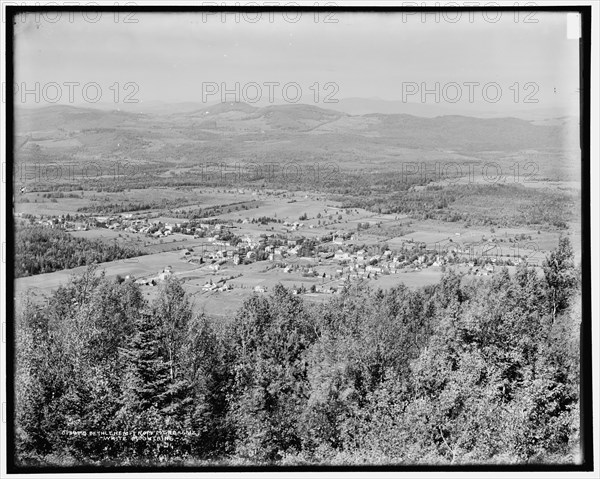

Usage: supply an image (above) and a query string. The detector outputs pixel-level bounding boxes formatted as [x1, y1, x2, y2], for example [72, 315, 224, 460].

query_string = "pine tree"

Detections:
[120, 312, 171, 414]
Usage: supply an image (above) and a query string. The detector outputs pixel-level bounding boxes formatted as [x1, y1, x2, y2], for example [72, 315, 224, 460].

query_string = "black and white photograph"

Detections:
[1, 1, 597, 475]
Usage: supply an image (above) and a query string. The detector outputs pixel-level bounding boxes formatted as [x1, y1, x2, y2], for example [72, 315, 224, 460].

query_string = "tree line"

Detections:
[15, 226, 145, 278]
[15, 238, 580, 466]
[335, 184, 576, 229]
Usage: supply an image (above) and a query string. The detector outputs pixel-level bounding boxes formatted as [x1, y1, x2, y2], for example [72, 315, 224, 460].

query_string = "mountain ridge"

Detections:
[14, 103, 578, 158]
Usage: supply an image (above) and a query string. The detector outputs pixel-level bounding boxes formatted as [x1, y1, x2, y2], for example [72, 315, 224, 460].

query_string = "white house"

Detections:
[334, 250, 350, 261]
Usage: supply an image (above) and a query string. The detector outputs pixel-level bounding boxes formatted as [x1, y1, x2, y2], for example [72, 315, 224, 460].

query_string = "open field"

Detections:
[15, 242, 447, 318]
[15, 250, 200, 293]
[13, 103, 581, 321]
[14, 180, 580, 319]
[14, 187, 262, 216]
[69, 228, 195, 252]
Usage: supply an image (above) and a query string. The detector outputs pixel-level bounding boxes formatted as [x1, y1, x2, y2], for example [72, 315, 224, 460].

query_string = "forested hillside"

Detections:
[15, 238, 581, 466]
[15, 227, 145, 278]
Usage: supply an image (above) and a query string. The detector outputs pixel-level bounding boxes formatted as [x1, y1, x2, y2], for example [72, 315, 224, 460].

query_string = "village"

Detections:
[15, 188, 551, 319]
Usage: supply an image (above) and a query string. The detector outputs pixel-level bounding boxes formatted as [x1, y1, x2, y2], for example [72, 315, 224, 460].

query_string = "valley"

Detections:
[13, 103, 581, 319]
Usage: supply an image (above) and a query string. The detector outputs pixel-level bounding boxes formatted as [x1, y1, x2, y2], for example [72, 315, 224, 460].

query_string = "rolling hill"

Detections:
[13, 103, 578, 176]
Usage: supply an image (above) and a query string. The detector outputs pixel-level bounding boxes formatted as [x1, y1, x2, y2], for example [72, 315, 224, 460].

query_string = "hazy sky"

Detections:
[13, 10, 580, 115]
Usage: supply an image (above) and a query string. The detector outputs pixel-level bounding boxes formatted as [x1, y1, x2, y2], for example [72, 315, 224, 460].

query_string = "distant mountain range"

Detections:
[327, 97, 578, 121]
[32, 95, 578, 122]
[14, 103, 578, 170]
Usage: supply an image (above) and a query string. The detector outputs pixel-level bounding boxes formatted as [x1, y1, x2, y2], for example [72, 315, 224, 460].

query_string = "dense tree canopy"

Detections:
[15, 227, 145, 278]
[14, 239, 581, 466]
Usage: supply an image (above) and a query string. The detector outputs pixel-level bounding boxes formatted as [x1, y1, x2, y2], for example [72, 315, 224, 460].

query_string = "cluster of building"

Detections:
[134, 266, 174, 286]
[16, 212, 91, 231]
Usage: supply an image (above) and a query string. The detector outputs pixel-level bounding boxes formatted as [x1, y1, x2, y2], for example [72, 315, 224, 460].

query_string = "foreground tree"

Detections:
[543, 236, 578, 321]
[14, 237, 581, 466]
[228, 284, 317, 461]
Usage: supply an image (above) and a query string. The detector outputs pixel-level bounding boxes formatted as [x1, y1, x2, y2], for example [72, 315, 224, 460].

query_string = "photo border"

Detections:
[3, 3, 594, 474]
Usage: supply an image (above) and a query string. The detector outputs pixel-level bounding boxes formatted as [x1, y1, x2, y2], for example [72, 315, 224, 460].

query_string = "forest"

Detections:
[15, 227, 145, 278]
[335, 184, 577, 229]
[14, 238, 580, 466]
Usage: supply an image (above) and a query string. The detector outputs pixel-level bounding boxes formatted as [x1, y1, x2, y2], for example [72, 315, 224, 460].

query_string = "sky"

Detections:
[12, 10, 581, 117]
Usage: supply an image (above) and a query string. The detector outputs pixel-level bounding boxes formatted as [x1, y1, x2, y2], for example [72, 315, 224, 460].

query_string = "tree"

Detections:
[153, 278, 192, 383]
[543, 236, 577, 322]
[229, 284, 317, 460]
[13, 238, 581, 465]
[117, 311, 175, 458]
